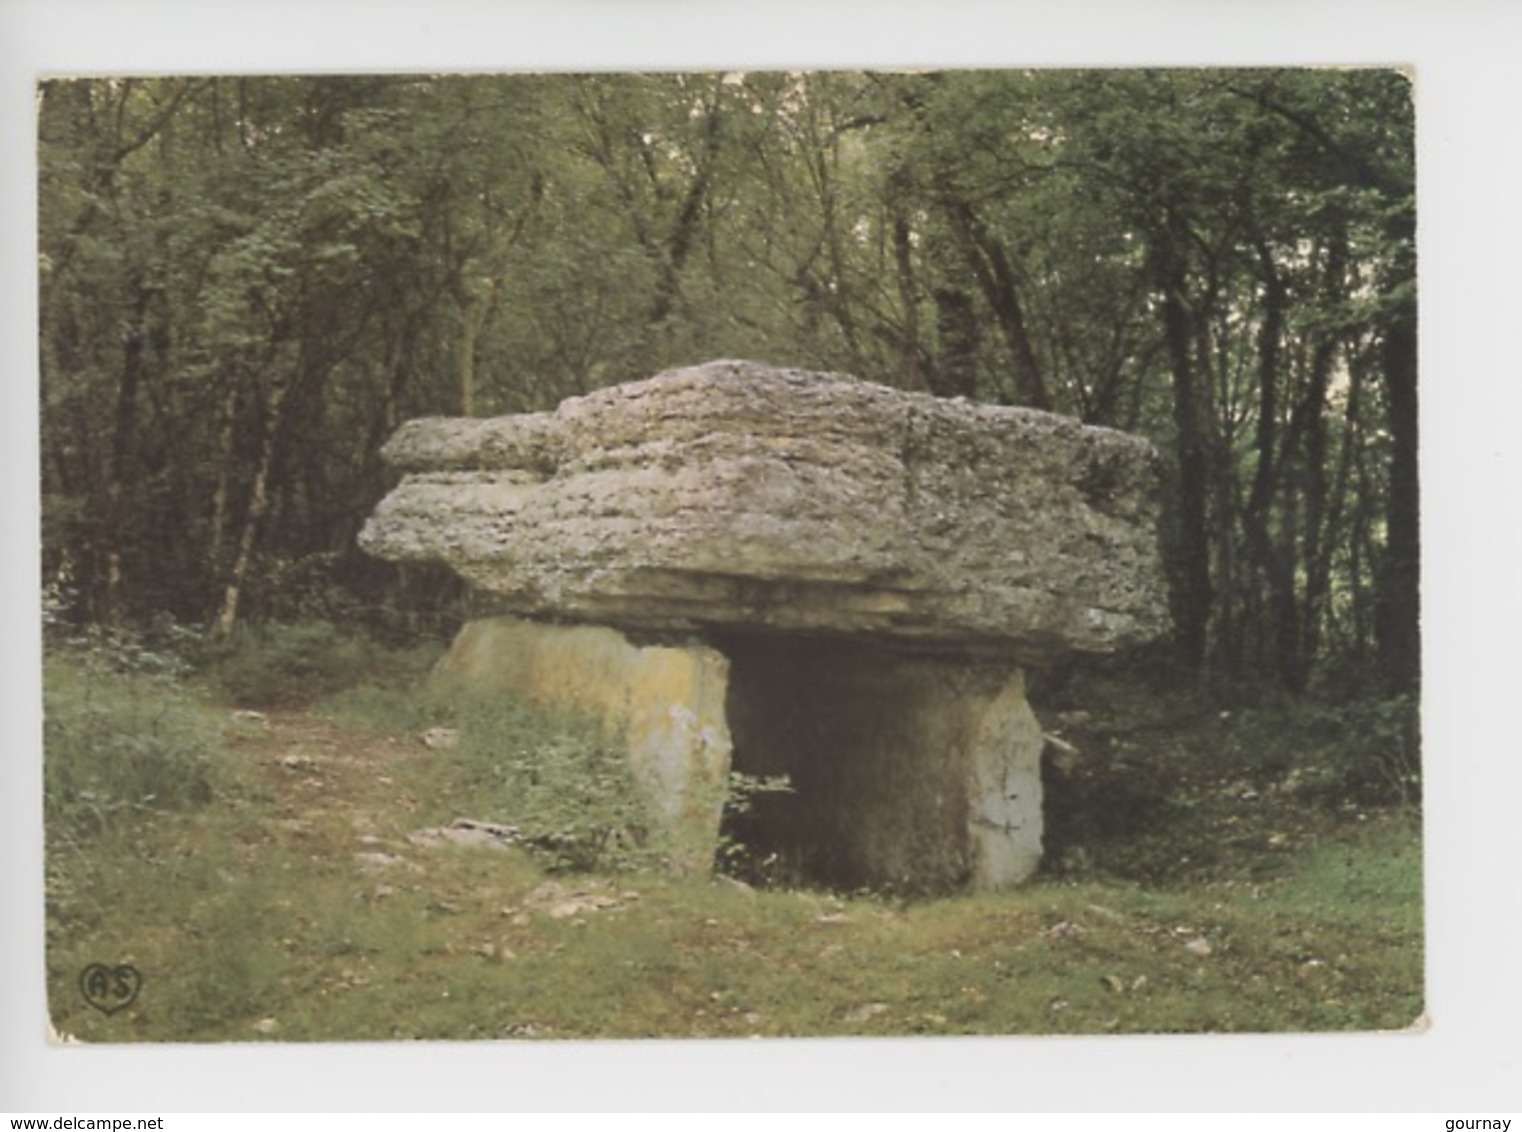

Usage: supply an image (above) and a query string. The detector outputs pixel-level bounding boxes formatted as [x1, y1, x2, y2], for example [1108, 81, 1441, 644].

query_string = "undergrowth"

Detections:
[323, 683, 667, 874]
[43, 650, 222, 842]
[196, 620, 442, 709]
[42, 619, 1424, 1041]
[1038, 668, 1421, 888]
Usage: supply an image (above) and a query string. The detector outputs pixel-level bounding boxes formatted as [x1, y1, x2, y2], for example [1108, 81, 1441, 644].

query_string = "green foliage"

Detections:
[198, 620, 441, 708]
[161, 857, 290, 1033]
[328, 685, 802, 879]
[716, 770, 796, 883]
[47, 740, 1423, 1040]
[452, 701, 662, 874]
[1040, 668, 1420, 887]
[42, 641, 1421, 1042]
[1218, 694, 1421, 810]
[43, 649, 221, 841]
[324, 685, 668, 874]
[722, 771, 796, 818]
[37, 70, 1418, 691]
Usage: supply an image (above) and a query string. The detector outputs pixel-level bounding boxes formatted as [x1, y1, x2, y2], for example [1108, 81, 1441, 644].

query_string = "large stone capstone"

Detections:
[360, 359, 1167, 664]
[360, 360, 1169, 892]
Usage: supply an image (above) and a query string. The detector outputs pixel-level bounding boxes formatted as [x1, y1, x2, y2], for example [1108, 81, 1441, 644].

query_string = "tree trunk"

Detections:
[1241, 240, 1303, 689]
[102, 288, 149, 626]
[809, 141, 864, 372]
[892, 211, 923, 390]
[206, 368, 242, 596]
[459, 295, 484, 417]
[930, 286, 979, 399]
[1377, 291, 1420, 693]
[649, 96, 724, 333]
[1294, 230, 1349, 681]
[1156, 220, 1213, 671]
[211, 381, 286, 639]
[944, 201, 1051, 409]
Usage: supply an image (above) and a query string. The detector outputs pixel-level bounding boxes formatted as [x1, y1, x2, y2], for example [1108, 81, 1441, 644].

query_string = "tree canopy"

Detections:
[37, 68, 1417, 696]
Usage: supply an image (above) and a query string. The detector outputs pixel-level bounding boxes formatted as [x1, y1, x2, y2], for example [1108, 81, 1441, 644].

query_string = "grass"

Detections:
[322, 681, 670, 874]
[43, 651, 222, 841]
[42, 631, 1424, 1042]
[48, 815, 1421, 1041]
[195, 620, 443, 710]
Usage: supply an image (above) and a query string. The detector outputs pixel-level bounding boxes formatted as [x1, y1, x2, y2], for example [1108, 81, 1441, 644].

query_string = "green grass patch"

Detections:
[47, 798, 1423, 1040]
[196, 620, 443, 709]
[44, 638, 1423, 1042]
[1040, 672, 1421, 889]
[322, 682, 667, 875]
[44, 650, 223, 842]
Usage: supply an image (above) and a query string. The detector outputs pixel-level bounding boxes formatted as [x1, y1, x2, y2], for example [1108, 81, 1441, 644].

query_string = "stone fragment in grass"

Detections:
[521, 879, 636, 919]
[408, 818, 522, 850]
[420, 727, 460, 750]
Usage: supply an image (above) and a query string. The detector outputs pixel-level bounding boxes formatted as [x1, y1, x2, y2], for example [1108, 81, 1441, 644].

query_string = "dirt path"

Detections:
[222, 710, 436, 854]
[217, 711, 624, 916]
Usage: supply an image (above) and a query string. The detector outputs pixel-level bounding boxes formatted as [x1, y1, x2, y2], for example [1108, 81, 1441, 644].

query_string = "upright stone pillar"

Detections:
[965, 668, 1046, 889]
[432, 616, 733, 874]
[718, 636, 1046, 892]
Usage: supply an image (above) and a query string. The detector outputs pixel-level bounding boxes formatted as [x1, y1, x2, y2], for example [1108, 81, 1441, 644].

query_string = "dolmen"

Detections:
[359, 359, 1169, 893]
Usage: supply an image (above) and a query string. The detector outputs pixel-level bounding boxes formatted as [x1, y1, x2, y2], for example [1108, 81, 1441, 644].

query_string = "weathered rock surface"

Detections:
[431, 616, 732, 875]
[720, 635, 1045, 893]
[360, 360, 1171, 892]
[360, 359, 1168, 665]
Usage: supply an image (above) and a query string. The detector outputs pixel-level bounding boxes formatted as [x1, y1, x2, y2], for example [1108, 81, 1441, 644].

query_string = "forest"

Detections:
[37, 68, 1417, 697]
[36, 67, 1426, 1046]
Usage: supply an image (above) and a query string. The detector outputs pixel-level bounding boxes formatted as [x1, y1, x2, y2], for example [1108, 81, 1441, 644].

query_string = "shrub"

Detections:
[44, 651, 222, 841]
[1219, 693, 1421, 809]
[199, 620, 442, 708]
[324, 684, 668, 874]
[716, 771, 797, 886]
[445, 696, 667, 874]
[1313, 694, 1421, 809]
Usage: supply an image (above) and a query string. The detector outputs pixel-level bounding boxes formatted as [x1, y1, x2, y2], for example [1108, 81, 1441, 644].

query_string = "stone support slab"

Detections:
[719, 635, 1044, 892]
[431, 616, 733, 874]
